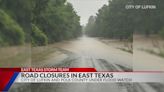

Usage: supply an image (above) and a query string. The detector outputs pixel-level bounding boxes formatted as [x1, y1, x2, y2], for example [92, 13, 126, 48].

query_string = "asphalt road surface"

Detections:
[10, 36, 164, 92]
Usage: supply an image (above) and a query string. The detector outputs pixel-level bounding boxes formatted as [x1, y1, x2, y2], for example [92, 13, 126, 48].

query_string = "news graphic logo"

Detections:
[125, 4, 156, 9]
[0, 68, 20, 91]
[0, 68, 97, 91]
[0, 68, 164, 91]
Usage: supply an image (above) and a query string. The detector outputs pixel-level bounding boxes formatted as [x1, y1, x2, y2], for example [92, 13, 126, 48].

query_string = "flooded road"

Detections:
[35, 36, 132, 70]
[10, 36, 164, 92]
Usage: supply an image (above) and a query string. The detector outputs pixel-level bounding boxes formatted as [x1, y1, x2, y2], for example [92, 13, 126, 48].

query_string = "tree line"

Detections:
[85, 0, 164, 40]
[0, 0, 82, 46]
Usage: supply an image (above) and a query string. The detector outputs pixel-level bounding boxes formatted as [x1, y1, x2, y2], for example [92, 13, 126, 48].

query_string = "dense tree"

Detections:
[0, 9, 25, 46]
[0, 0, 82, 46]
[85, 16, 96, 36]
[35, 1, 81, 43]
[133, 0, 164, 36]
[85, 0, 164, 40]
[31, 24, 48, 46]
[0, 0, 33, 42]
[159, 27, 164, 39]
[85, 0, 133, 41]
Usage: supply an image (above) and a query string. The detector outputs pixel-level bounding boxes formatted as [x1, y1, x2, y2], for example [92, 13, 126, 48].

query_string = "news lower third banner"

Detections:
[0, 68, 164, 91]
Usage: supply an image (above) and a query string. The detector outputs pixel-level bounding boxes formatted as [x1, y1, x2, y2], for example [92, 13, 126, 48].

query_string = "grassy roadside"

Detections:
[117, 47, 133, 54]
[31, 45, 57, 64]
[0, 44, 31, 67]
[134, 35, 164, 58]
[0, 44, 59, 67]
[98, 38, 133, 54]
[139, 48, 164, 58]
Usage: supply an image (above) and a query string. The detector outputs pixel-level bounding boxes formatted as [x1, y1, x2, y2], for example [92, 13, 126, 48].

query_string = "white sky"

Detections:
[67, 0, 109, 26]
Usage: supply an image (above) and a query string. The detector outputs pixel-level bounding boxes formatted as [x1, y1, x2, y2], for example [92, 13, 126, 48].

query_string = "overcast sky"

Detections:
[67, 0, 108, 26]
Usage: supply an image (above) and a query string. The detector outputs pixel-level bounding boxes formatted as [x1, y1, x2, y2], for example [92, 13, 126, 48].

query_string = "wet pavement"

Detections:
[10, 36, 164, 92]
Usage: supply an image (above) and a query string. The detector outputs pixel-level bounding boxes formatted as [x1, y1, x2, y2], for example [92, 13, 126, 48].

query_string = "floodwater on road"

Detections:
[32, 36, 132, 71]
[10, 36, 164, 92]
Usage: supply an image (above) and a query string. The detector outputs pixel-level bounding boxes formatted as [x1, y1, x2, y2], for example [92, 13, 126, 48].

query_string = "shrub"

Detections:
[159, 27, 164, 39]
[0, 9, 25, 45]
[31, 24, 48, 46]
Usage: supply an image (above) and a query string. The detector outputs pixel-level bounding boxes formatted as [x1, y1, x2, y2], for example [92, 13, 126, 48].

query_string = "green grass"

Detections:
[117, 47, 133, 54]
[139, 48, 164, 58]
